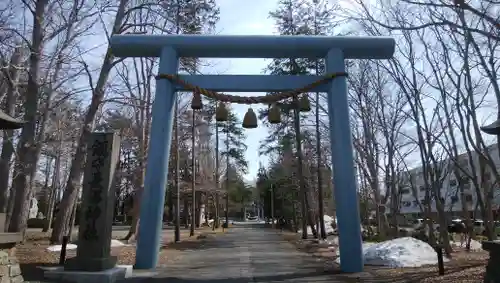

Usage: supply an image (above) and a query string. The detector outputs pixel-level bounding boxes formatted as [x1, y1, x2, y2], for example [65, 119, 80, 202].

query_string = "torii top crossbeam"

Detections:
[110, 34, 395, 59]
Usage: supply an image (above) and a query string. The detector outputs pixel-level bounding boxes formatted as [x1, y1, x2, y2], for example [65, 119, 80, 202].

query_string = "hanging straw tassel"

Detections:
[242, 107, 258, 129]
[191, 90, 203, 110]
[268, 104, 281, 124]
[215, 102, 228, 122]
[299, 94, 311, 112]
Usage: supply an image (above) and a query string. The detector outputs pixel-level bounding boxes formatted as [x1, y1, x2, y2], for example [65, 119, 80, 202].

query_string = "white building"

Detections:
[394, 143, 500, 219]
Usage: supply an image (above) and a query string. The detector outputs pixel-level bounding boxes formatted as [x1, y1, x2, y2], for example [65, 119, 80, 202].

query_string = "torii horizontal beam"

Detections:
[110, 34, 395, 59]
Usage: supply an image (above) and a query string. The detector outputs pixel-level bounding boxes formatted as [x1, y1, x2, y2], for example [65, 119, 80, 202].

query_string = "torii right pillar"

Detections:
[325, 47, 391, 273]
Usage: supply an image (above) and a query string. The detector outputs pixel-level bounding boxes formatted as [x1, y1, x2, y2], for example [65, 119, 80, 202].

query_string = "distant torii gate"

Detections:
[110, 34, 395, 273]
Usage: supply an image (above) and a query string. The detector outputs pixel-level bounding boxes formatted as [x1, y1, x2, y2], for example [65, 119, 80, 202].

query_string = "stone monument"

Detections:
[43, 132, 132, 283]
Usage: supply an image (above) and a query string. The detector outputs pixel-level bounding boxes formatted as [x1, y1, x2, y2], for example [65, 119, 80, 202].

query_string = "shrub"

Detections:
[475, 235, 488, 242]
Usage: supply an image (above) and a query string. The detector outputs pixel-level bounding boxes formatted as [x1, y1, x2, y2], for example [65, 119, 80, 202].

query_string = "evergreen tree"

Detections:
[261, 0, 316, 237]
[162, 0, 220, 72]
[259, 0, 339, 238]
[220, 109, 248, 174]
[305, 0, 340, 239]
[220, 107, 247, 223]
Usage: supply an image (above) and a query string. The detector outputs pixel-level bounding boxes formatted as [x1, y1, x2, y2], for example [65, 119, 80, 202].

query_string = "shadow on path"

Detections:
[119, 227, 344, 282]
[122, 269, 337, 283]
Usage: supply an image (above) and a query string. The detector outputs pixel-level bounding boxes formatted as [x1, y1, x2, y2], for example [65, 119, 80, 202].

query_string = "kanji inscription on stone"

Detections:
[64, 132, 121, 272]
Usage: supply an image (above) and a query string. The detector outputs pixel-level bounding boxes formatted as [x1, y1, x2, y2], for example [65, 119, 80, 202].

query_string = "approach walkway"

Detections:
[121, 223, 342, 282]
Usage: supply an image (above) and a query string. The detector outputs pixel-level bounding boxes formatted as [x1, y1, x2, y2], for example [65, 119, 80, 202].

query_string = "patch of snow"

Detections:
[46, 244, 77, 252]
[111, 239, 126, 247]
[298, 215, 335, 236]
[298, 215, 365, 236]
[46, 240, 128, 252]
[451, 239, 482, 251]
[335, 237, 448, 268]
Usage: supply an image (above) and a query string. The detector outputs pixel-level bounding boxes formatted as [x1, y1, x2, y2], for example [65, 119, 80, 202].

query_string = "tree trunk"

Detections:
[0, 47, 22, 213]
[167, 189, 173, 223]
[214, 122, 220, 229]
[213, 193, 220, 229]
[123, 188, 142, 243]
[8, 0, 48, 233]
[204, 192, 209, 226]
[49, 0, 129, 244]
[292, 97, 317, 239]
[43, 147, 62, 232]
[195, 191, 202, 227]
[184, 196, 189, 228]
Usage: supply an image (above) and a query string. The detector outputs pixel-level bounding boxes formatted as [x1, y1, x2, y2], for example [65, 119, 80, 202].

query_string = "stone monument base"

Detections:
[64, 255, 117, 271]
[41, 264, 133, 283]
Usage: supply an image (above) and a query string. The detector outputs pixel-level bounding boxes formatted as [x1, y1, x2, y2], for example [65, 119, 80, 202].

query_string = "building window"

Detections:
[419, 186, 426, 192]
[401, 188, 410, 194]
[449, 179, 457, 186]
[451, 196, 458, 203]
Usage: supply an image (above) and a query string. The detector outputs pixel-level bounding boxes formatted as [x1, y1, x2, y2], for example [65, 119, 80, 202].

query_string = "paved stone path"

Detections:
[121, 224, 342, 282]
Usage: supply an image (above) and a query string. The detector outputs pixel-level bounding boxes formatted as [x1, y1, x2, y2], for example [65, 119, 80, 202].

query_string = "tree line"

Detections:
[0, 0, 255, 244]
[256, 0, 499, 257]
[0, 0, 498, 257]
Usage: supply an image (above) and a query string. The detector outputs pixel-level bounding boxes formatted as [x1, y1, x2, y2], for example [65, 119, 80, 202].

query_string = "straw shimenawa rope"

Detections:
[155, 72, 348, 104]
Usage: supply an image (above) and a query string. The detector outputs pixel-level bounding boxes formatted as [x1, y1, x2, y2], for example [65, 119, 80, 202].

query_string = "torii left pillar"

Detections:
[133, 47, 178, 269]
[110, 34, 395, 272]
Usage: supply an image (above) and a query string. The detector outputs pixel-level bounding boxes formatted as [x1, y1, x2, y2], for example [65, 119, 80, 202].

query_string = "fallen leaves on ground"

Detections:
[17, 227, 224, 282]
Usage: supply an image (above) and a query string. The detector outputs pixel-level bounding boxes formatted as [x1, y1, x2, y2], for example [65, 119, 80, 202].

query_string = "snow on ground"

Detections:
[335, 237, 449, 268]
[232, 218, 266, 225]
[298, 215, 336, 235]
[46, 243, 77, 252]
[451, 239, 482, 251]
[46, 239, 128, 252]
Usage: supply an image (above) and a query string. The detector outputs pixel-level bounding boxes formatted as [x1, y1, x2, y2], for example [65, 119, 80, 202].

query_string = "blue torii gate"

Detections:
[110, 34, 395, 273]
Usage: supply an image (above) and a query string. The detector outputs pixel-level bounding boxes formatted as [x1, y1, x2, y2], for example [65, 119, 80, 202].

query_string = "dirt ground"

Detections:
[18, 226, 224, 282]
[282, 232, 487, 283]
